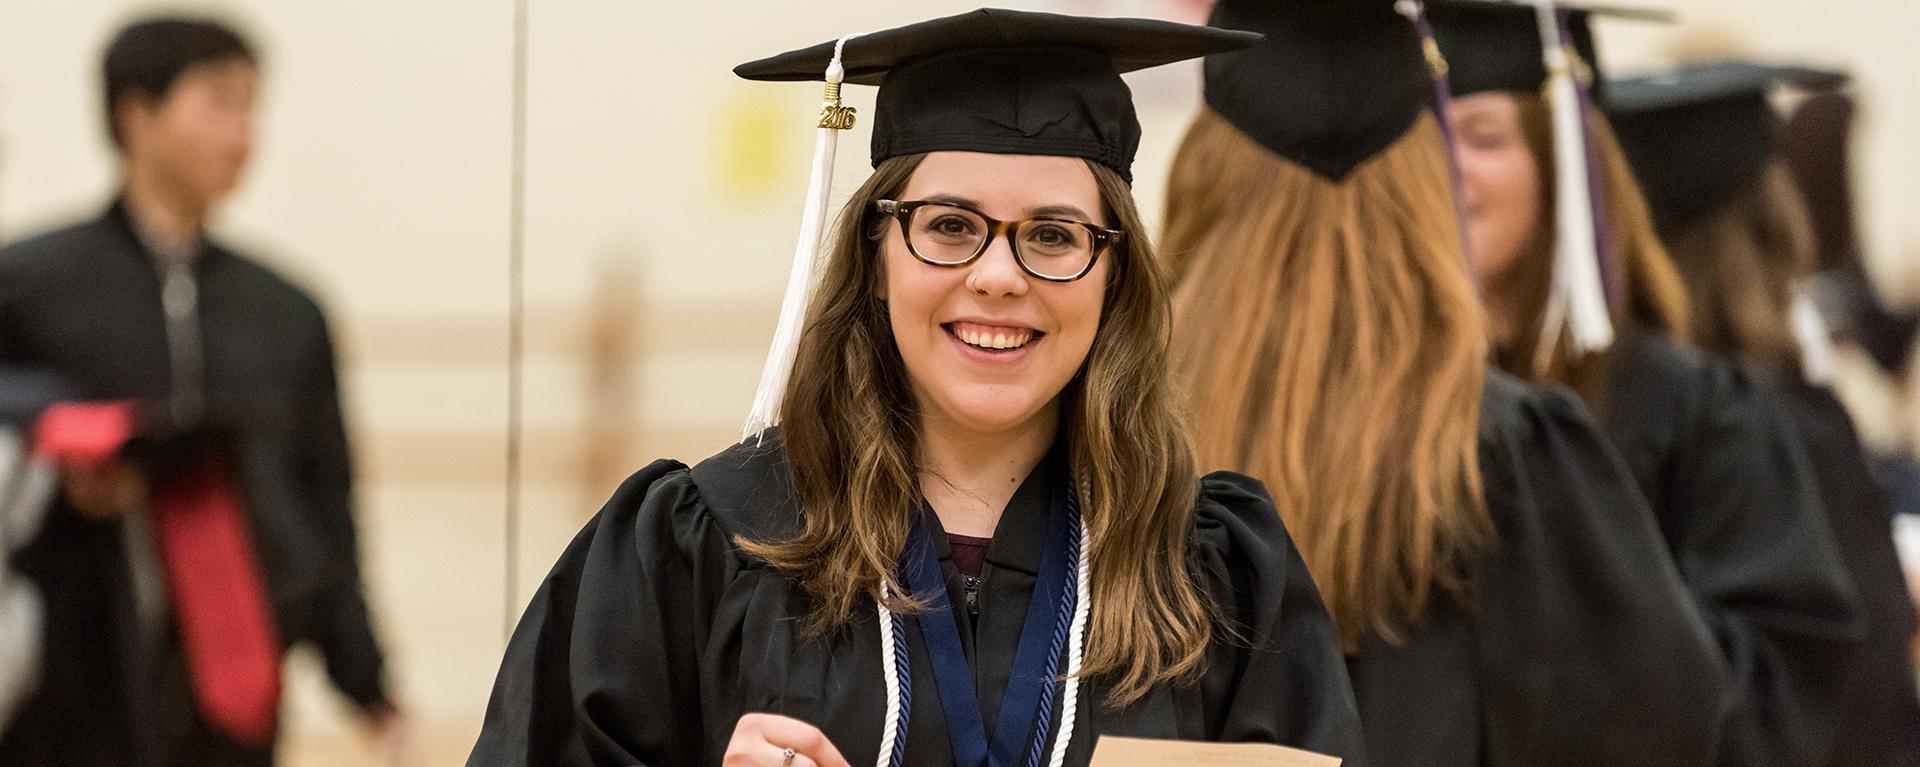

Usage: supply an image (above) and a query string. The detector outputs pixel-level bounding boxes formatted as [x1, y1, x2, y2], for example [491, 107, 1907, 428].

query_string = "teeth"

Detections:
[955, 326, 1031, 350]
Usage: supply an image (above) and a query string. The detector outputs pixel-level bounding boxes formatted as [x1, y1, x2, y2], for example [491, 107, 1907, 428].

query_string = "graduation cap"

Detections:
[1427, 0, 1669, 368]
[1607, 61, 1848, 233]
[1201, 0, 1437, 181]
[1430, 1, 1582, 98]
[735, 9, 1261, 182]
[731, 9, 1260, 440]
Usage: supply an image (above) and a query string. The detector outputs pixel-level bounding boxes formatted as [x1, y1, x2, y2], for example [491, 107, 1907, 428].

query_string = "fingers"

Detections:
[723, 713, 853, 767]
[60, 461, 140, 519]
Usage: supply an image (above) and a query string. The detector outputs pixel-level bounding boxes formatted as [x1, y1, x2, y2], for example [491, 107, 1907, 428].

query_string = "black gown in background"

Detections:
[1769, 372, 1920, 767]
[468, 435, 1368, 767]
[1601, 329, 1862, 767]
[1346, 369, 1727, 767]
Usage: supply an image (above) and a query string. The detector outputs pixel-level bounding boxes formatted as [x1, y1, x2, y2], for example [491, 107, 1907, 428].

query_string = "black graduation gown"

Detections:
[468, 435, 1369, 767]
[1346, 369, 1728, 767]
[1601, 329, 1862, 767]
[0, 203, 389, 764]
[1769, 372, 1920, 767]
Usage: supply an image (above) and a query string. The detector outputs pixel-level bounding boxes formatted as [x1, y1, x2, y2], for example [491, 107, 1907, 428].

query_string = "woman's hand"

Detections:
[723, 713, 851, 767]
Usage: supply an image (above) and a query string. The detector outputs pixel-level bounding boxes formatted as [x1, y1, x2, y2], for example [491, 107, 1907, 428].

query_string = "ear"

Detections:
[112, 92, 159, 151]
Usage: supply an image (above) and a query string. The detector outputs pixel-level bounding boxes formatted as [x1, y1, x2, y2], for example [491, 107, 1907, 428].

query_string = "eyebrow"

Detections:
[920, 194, 1096, 222]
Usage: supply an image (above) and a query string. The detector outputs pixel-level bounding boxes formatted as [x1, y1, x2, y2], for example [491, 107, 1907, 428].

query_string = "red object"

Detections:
[149, 456, 283, 746]
[32, 400, 136, 466]
[948, 533, 991, 579]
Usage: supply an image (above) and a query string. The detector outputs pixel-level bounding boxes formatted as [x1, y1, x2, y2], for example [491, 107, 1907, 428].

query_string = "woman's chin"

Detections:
[925, 392, 1058, 438]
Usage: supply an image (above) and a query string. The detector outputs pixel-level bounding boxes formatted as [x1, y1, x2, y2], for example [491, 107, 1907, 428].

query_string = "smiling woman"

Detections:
[881, 154, 1110, 481]
[466, 8, 1366, 767]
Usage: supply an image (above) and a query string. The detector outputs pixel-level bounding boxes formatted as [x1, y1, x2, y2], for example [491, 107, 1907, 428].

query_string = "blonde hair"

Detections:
[1663, 161, 1816, 371]
[1493, 94, 1691, 408]
[1163, 108, 1491, 652]
[743, 153, 1211, 705]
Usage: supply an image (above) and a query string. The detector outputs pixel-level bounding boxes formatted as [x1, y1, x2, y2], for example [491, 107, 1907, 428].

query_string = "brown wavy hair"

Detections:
[1162, 108, 1492, 652]
[1490, 95, 1691, 409]
[1662, 161, 1816, 372]
[741, 153, 1210, 705]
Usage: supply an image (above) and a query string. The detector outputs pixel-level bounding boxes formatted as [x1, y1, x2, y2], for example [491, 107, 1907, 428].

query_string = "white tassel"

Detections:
[742, 33, 865, 443]
[1530, 0, 1613, 369]
[1792, 286, 1835, 385]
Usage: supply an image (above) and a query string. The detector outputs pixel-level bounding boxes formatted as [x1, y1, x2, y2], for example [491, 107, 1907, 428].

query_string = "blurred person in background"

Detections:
[1771, 80, 1920, 638]
[1608, 61, 1920, 766]
[1428, 3, 1863, 766]
[1164, 2, 1726, 766]
[0, 15, 407, 767]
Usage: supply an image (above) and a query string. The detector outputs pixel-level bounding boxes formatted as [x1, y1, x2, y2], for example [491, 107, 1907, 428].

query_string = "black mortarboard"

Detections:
[1607, 61, 1847, 232]
[1427, 0, 1669, 102]
[734, 8, 1261, 183]
[1429, 0, 1596, 97]
[1202, 0, 1433, 180]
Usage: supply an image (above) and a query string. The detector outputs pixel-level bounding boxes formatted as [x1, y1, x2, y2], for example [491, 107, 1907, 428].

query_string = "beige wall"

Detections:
[0, 0, 1914, 764]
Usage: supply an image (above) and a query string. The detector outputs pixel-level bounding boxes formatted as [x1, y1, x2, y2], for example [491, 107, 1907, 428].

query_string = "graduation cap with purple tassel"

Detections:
[1426, 0, 1673, 371]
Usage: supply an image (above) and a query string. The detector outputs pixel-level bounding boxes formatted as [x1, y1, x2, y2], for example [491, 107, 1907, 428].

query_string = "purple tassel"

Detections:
[1403, 1, 1480, 295]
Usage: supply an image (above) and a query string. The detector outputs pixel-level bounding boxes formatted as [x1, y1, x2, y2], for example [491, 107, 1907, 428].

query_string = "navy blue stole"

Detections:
[899, 482, 1078, 767]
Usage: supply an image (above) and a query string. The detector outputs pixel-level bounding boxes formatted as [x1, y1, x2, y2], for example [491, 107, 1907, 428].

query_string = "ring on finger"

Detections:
[780, 747, 797, 767]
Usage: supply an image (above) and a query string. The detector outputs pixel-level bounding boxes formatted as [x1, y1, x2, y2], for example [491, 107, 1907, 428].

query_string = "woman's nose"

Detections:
[967, 235, 1030, 298]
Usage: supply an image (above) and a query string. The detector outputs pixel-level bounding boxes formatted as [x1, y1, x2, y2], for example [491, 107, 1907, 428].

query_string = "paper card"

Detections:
[1088, 736, 1343, 767]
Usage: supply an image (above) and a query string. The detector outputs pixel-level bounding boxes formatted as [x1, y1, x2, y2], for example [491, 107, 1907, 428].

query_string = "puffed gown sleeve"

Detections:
[1471, 372, 1729, 767]
[467, 458, 721, 767]
[1772, 374, 1920, 767]
[1180, 472, 1370, 767]
[1605, 331, 1863, 767]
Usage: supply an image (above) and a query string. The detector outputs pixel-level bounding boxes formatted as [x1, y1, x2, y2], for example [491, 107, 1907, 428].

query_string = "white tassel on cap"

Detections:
[1792, 285, 1835, 385]
[743, 33, 865, 443]
[1529, 0, 1613, 375]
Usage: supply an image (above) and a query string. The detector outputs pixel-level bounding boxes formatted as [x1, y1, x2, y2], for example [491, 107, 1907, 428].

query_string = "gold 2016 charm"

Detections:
[818, 81, 857, 130]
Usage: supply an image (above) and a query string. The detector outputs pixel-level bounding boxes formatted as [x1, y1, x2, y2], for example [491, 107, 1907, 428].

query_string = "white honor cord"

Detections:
[876, 586, 902, 767]
[872, 520, 1091, 766]
[742, 32, 866, 443]
[1047, 518, 1093, 767]
[1531, 0, 1613, 361]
